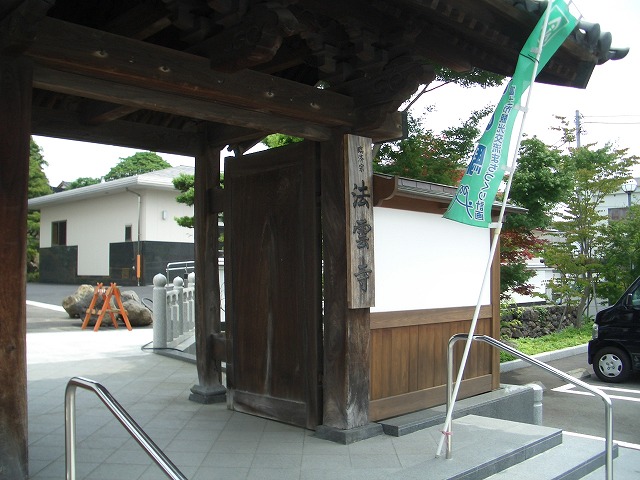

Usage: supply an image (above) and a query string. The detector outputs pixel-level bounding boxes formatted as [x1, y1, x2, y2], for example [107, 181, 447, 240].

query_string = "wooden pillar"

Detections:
[0, 55, 32, 479]
[318, 132, 380, 442]
[189, 126, 226, 403]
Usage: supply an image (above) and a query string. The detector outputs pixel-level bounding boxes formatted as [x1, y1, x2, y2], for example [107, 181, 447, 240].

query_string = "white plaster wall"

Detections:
[141, 189, 195, 242]
[508, 262, 555, 304]
[372, 207, 491, 312]
[39, 210, 53, 248]
[40, 194, 139, 275]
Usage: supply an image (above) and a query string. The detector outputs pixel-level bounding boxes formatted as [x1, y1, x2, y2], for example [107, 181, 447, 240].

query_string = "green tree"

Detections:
[374, 108, 491, 186]
[173, 173, 196, 229]
[501, 138, 572, 298]
[433, 66, 504, 89]
[27, 138, 53, 279]
[68, 177, 102, 189]
[597, 204, 640, 304]
[262, 134, 303, 149]
[172, 172, 224, 229]
[104, 151, 170, 181]
[543, 144, 637, 326]
[29, 138, 52, 198]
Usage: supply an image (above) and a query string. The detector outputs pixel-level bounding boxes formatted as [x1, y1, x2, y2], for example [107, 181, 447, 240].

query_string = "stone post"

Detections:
[152, 274, 167, 349]
[174, 276, 184, 336]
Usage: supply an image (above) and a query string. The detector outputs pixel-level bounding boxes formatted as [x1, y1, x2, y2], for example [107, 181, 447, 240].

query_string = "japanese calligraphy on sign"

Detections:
[346, 134, 375, 308]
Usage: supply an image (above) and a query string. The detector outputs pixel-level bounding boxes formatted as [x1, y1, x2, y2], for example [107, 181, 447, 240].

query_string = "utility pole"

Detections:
[575, 109, 581, 147]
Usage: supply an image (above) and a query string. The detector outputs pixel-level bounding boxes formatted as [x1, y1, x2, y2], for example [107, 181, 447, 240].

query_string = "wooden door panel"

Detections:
[225, 141, 321, 429]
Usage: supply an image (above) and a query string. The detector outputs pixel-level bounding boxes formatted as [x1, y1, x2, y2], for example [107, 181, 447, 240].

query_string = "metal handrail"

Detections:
[166, 260, 195, 281]
[65, 377, 188, 480]
[446, 334, 613, 480]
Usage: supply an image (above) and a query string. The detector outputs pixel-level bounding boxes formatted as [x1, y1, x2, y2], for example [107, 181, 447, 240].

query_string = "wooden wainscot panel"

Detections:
[369, 376, 493, 421]
[369, 318, 493, 399]
[369, 306, 495, 421]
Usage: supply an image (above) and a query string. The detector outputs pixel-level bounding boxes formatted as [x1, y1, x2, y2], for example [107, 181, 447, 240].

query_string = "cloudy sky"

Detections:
[34, 0, 640, 185]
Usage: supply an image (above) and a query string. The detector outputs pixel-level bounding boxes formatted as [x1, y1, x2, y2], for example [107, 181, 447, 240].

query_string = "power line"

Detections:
[581, 114, 640, 118]
[582, 120, 640, 125]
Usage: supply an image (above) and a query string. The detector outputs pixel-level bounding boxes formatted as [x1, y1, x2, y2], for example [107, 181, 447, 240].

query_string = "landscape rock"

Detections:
[500, 304, 578, 339]
[61, 285, 153, 327]
[120, 290, 153, 327]
[62, 284, 101, 318]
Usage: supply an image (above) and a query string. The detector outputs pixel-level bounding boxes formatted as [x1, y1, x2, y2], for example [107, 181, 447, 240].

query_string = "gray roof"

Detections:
[28, 166, 194, 208]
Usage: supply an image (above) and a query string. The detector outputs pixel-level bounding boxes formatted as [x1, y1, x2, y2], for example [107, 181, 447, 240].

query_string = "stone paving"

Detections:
[24, 285, 640, 479]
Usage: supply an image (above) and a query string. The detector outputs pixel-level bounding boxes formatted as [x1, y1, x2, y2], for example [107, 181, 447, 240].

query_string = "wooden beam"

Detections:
[32, 66, 334, 142]
[79, 100, 139, 125]
[208, 124, 267, 148]
[196, 4, 299, 72]
[103, 3, 172, 40]
[31, 105, 201, 156]
[32, 103, 267, 153]
[0, 54, 31, 480]
[24, 17, 357, 127]
[356, 111, 404, 144]
[335, 57, 435, 109]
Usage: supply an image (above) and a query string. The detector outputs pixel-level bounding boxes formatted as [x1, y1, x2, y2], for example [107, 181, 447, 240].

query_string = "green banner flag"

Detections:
[443, 0, 578, 227]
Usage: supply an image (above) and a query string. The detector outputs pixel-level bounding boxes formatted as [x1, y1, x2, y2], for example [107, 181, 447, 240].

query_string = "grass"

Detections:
[500, 321, 594, 362]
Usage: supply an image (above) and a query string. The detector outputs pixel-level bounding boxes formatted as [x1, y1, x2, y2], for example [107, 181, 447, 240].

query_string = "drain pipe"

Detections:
[126, 188, 142, 286]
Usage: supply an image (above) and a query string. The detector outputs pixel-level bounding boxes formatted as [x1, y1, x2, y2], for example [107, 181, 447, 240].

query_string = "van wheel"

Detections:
[594, 347, 631, 383]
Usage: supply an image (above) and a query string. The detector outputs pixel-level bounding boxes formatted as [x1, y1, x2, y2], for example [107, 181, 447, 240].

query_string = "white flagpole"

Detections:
[435, 1, 560, 458]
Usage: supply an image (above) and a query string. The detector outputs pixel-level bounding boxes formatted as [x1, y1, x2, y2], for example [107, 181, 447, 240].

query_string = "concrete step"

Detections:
[484, 433, 618, 480]
[375, 387, 617, 479]
[582, 443, 640, 479]
[385, 414, 564, 480]
[378, 384, 538, 437]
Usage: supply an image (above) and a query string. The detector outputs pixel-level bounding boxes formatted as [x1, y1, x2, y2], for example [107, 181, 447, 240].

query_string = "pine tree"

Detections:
[27, 138, 52, 279]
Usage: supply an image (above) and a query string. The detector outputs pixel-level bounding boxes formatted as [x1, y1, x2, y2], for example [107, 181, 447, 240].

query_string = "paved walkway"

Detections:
[24, 284, 640, 479]
[27, 302, 463, 480]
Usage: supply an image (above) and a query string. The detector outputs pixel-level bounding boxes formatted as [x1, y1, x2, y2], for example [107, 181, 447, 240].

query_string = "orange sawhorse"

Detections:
[81, 282, 133, 332]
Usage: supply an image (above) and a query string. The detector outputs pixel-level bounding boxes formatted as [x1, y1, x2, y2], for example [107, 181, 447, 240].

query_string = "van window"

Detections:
[631, 286, 640, 307]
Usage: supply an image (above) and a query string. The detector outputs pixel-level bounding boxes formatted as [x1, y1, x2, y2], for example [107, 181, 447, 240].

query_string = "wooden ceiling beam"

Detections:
[31, 105, 201, 156]
[24, 17, 357, 128]
[103, 3, 172, 40]
[32, 66, 334, 142]
[79, 100, 139, 125]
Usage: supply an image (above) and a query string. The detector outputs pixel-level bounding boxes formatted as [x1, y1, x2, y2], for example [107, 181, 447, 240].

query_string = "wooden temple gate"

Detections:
[0, 1, 624, 476]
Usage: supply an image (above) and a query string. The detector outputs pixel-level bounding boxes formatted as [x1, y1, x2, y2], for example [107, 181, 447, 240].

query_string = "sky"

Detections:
[406, 0, 640, 168]
[34, 0, 640, 186]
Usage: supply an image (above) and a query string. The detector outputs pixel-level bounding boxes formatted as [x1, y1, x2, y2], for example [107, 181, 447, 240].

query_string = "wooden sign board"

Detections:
[345, 134, 375, 309]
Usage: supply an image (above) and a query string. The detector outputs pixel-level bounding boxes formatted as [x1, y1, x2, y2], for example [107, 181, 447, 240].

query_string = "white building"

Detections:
[598, 177, 639, 220]
[28, 166, 195, 285]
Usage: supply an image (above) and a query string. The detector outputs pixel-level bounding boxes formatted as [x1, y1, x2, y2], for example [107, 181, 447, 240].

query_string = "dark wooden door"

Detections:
[225, 141, 322, 429]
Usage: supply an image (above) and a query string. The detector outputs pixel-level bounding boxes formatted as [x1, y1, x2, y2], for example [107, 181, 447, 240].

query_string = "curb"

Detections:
[499, 344, 588, 373]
